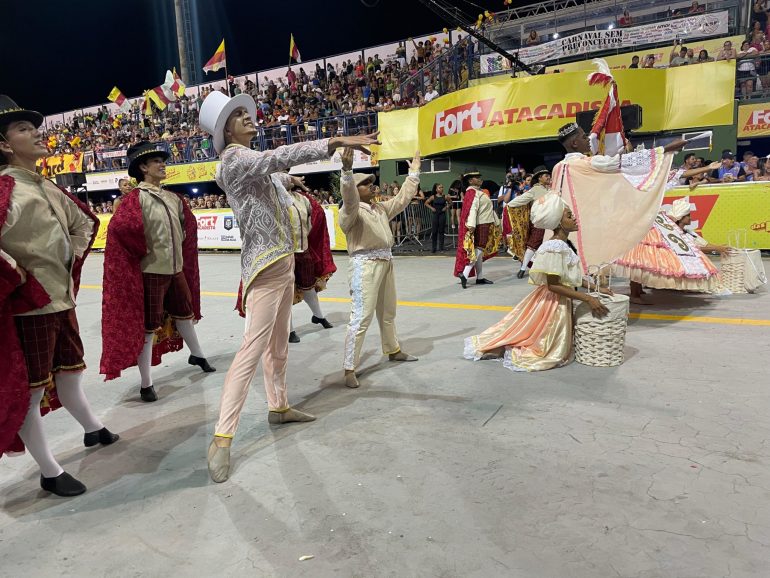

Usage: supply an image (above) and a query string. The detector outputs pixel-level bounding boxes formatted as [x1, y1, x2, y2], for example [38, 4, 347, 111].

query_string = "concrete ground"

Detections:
[1, 252, 769, 578]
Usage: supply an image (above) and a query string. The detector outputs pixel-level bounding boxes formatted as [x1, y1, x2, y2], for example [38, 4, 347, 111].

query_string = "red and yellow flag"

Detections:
[289, 34, 301, 64]
[203, 40, 226, 74]
[107, 86, 131, 113]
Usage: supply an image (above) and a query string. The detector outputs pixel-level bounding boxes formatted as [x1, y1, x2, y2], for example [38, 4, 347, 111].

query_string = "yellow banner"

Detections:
[380, 62, 734, 159]
[37, 153, 84, 176]
[92, 214, 111, 250]
[163, 161, 219, 185]
[664, 183, 770, 249]
[737, 102, 770, 137]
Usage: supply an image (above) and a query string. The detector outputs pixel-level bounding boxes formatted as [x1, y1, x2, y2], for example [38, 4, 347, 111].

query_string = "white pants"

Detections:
[343, 258, 400, 371]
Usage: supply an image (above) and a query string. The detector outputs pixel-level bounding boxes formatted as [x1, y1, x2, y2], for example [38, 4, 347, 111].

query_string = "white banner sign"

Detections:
[193, 210, 242, 250]
[192, 208, 343, 250]
[480, 10, 729, 74]
[86, 171, 126, 192]
[289, 149, 375, 175]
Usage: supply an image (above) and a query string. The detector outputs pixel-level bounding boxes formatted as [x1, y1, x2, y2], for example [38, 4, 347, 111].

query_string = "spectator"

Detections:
[697, 49, 714, 63]
[619, 9, 633, 27]
[642, 54, 656, 68]
[716, 40, 738, 60]
[424, 83, 440, 102]
[629, 55, 640, 69]
[710, 151, 746, 183]
[687, 1, 704, 14]
[744, 153, 760, 181]
[669, 42, 692, 66]
[750, 21, 766, 47]
[755, 0, 768, 31]
[525, 30, 540, 46]
[736, 40, 760, 98]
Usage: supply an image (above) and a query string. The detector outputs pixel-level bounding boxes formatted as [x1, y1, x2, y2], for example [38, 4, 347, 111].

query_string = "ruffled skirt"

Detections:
[612, 222, 720, 292]
[464, 285, 573, 372]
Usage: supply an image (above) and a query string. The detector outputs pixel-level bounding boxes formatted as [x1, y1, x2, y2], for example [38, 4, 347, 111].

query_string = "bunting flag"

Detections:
[142, 91, 154, 116]
[147, 86, 170, 110]
[160, 70, 185, 101]
[289, 34, 301, 64]
[203, 40, 226, 73]
[107, 86, 131, 113]
[587, 59, 626, 157]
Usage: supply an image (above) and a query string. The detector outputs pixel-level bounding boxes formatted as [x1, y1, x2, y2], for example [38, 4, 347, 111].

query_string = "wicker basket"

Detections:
[573, 294, 630, 367]
[720, 250, 748, 294]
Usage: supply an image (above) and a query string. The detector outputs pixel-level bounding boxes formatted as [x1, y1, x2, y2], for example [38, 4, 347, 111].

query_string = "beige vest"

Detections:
[137, 182, 185, 275]
[289, 192, 312, 253]
[1, 166, 93, 315]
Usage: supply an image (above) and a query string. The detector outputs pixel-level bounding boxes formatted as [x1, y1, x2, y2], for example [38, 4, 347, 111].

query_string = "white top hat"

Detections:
[198, 91, 258, 154]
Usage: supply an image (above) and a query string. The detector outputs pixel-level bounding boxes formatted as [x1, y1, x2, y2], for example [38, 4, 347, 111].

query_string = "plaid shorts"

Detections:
[293, 251, 316, 291]
[474, 223, 491, 248]
[526, 226, 545, 251]
[143, 272, 194, 332]
[14, 309, 86, 388]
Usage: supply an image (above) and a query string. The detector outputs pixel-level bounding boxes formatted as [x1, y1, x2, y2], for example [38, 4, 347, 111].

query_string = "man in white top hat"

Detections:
[199, 90, 380, 483]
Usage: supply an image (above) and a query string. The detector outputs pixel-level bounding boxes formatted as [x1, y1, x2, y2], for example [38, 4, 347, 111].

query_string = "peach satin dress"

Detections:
[464, 239, 583, 372]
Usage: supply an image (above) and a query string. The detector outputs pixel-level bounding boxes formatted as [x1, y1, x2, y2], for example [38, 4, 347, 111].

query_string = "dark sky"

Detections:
[2, 0, 506, 115]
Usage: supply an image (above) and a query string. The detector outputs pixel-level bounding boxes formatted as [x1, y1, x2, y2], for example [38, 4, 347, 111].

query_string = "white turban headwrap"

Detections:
[531, 192, 568, 230]
[667, 197, 692, 222]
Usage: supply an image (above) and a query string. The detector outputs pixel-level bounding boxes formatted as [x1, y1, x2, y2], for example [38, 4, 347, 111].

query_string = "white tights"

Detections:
[520, 248, 536, 271]
[463, 249, 484, 278]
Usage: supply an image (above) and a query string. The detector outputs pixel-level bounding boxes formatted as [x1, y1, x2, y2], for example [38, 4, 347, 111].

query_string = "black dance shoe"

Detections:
[459, 274, 468, 289]
[289, 331, 301, 343]
[140, 386, 158, 403]
[40, 472, 86, 497]
[476, 278, 494, 285]
[516, 270, 526, 279]
[189, 355, 216, 372]
[311, 316, 333, 329]
[84, 427, 120, 448]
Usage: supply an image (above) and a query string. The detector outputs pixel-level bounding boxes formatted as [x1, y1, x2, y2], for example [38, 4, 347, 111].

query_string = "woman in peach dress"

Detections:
[464, 193, 612, 372]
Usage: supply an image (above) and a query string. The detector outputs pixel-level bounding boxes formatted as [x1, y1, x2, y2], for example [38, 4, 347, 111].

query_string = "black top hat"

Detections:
[531, 165, 550, 183]
[127, 141, 170, 181]
[0, 95, 44, 129]
[462, 168, 482, 179]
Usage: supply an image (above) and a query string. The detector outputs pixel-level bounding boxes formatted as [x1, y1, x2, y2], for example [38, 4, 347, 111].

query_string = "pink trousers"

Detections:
[214, 256, 294, 438]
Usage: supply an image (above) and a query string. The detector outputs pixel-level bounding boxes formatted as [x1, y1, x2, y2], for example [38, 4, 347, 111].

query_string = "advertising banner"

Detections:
[91, 206, 349, 251]
[480, 11, 729, 73]
[38, 153, 84, 176]
[289, 149, 375, 175]
[540, 35, 744, 74]
[664, 183, 770, 249]
[379, 62, 735, 159]
[737, 102, 770, 138]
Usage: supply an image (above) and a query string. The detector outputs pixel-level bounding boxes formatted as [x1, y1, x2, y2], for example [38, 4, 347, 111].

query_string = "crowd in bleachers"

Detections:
[41, 34, 476, 171]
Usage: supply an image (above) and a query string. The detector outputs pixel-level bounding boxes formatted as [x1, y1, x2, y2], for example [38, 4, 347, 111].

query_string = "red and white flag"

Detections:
[586, 59, 627, 157]
[160, 69, 185, 101]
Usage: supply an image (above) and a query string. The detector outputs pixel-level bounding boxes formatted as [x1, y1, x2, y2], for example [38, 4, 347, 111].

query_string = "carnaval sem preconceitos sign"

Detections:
[377, 63, 735, 159]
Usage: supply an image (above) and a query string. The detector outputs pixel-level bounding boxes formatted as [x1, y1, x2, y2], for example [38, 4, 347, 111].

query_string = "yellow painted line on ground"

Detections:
[78, 285, 769, 327]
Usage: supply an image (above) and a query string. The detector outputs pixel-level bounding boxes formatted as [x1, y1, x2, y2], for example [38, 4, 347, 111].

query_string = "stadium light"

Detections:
[112, 194, 117, 199]
[192, 187, 199, 193]
[553, 32, 560, 39]
[608, 23, 614, 30]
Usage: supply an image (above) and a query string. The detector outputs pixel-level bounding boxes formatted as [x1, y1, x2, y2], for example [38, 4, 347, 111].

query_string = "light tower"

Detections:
[173, 0, 200, 85]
